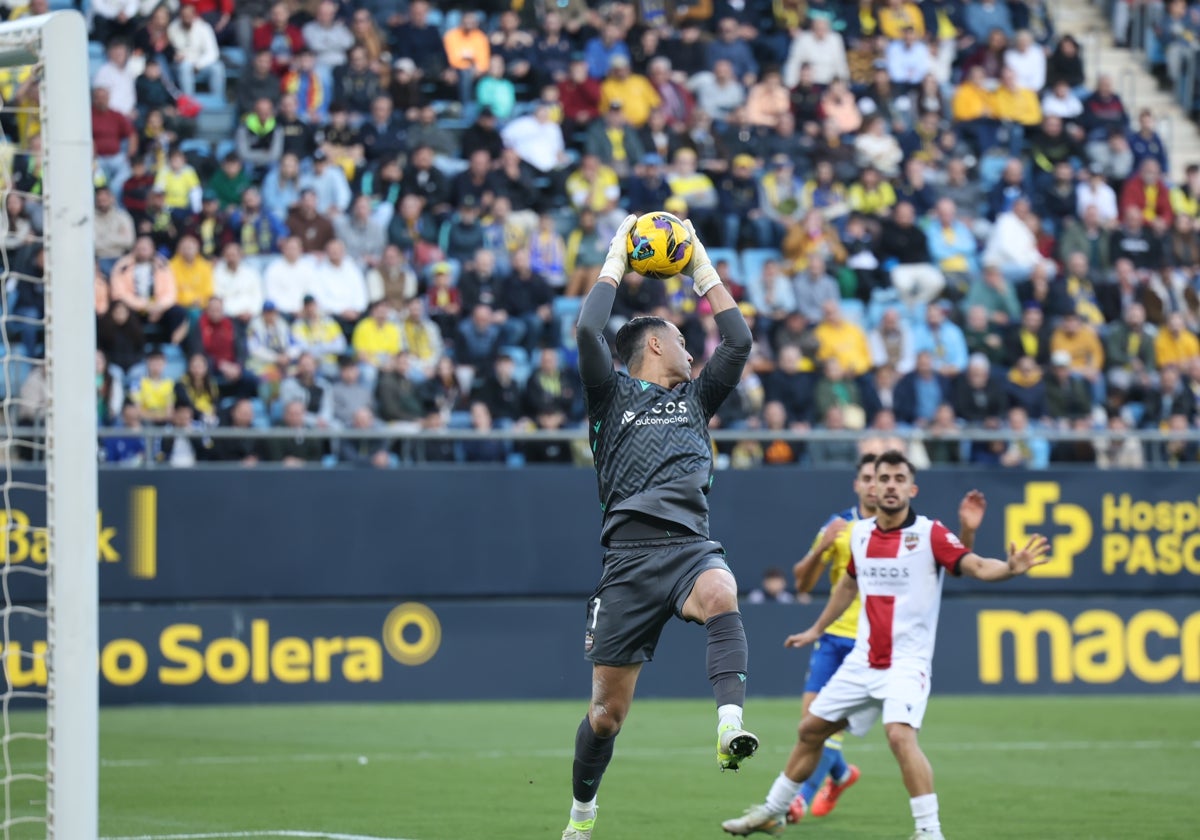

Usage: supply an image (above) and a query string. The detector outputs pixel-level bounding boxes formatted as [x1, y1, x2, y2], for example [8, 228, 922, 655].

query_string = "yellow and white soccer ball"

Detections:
[627, 211, 693, 279]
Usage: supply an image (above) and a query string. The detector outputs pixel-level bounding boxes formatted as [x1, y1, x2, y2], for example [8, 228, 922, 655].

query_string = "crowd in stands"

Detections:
[8, 0, 1200, 468]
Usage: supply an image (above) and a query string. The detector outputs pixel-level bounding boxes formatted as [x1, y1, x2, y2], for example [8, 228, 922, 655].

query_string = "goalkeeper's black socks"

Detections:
[706, 610, 749, 708]
[572, 716, 616, 804]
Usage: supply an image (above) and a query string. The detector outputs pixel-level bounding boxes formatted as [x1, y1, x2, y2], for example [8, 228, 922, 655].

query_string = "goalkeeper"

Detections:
[559, 216, 755, 840]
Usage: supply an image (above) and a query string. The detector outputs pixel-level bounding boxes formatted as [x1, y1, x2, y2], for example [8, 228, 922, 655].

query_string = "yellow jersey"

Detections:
[810, 507, 863, 639]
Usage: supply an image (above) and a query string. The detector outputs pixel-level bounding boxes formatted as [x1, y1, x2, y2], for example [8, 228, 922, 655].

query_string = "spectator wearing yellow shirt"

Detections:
[153, 147, 202, 218]
[168, 235, 214, 312]
[351, 299, 402, 384]
[1169, 164, 1200, 220]
[1155, 312, 1200, 368]
[878, 0, 925, 39]
[598, 54, 660, 128]
[847, 166, 898, 218]
[291, 295, 348, 379]
[1050, 310, 1105, 400]
[565, 154, 621, 214]
[133, 349, 176, 424]
[991, 66, 1041, 155]
[951, 65, 999, 154]
[667, 147, 719, 241]
[814, 300, 873, 376]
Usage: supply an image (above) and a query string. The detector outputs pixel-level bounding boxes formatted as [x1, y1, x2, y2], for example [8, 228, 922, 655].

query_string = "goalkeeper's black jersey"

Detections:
[576, 284, 752, 545]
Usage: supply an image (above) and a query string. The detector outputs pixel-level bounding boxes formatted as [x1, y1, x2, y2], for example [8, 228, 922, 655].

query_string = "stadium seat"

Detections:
[499, 346, 531, 385]
[903, 300, 929, 329]
[553, 296, 582, 350]
[195, 96, 235, 142]
[740, 248, 781, 284]
[840, 298, 866, 327]
[87, 41, 104, 61]
[179, 138, 212, 160]
[738, 248, 780, 312]
[220, 47, 246, 69]
[214, 139, 236, 161]
[867, 287, 901, 327]
[704, 247, 742, 280]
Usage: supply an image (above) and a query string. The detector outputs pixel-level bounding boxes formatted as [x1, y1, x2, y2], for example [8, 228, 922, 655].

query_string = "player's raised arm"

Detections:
[793, 518, 847, 593]
[576, 214, 637, 387]
[683, 219, 752, 412]
[957, 490, 986, 551]
[958, 535, 1051, 582]
[784, 573, 859, 649]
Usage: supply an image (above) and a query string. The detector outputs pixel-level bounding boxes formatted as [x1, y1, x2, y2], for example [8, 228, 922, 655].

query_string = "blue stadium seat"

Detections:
[88, 41, 105, 61]
[179, 138, 212, 160]
[840, 298, 866, 327]
[195, 95, 235, 142]
[704, 247, 741, 280]
[214, 139, 237, 161]
[738, 248, 780, 314]
[740, 248, 782, 284]
[553, 296, 582, 350]
[903, 300, 929, 329]
[220, 47, 247, 69]
[251, 398, 270, 429]
[499, 346, 531, 385]
[867, 287, 901, 327]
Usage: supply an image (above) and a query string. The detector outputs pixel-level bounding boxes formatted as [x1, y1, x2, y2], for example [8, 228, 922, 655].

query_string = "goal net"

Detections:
[0, 12, 97, 840]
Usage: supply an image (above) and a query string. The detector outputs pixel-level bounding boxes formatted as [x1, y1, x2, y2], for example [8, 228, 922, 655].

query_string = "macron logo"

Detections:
[622, 410, 638, 425]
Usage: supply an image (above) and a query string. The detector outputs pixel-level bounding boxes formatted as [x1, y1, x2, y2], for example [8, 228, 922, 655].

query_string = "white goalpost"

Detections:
[0, 11, 97, 840]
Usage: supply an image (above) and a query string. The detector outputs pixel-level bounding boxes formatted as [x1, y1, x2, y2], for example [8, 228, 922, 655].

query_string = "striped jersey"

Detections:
[846, 510, 969, 670]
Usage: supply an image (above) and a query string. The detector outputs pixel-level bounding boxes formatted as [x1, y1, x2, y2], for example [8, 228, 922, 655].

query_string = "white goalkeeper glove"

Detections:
[683, 219, 721, 297]
[599, 213, 638, 284]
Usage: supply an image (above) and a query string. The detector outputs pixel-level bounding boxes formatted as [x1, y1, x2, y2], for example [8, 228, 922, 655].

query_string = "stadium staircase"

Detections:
[1056, 0, 1200, 181]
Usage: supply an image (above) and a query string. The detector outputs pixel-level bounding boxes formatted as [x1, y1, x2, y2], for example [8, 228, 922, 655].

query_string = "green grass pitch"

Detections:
[9, 695, 1199, 839]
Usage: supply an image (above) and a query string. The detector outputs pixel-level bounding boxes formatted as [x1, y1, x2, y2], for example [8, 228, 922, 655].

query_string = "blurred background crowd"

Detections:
[5, 0, 1200, 468]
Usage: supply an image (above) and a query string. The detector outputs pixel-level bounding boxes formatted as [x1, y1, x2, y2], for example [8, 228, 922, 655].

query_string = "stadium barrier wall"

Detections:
[7, 469, 1200, 601]
[4, 598, 1198, 704]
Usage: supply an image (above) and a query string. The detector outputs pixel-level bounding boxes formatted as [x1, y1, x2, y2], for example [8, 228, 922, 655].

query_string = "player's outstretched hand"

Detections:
[599, 213, 638, 284]
[1007, 534, 1050, 575]
[784, 628, 821, 649]
[958, 490, 986, 532]
[681, 219, 721, 297]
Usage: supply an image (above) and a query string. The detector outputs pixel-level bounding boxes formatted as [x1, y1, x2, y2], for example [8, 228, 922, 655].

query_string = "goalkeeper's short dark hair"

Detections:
[615, 316, 670, 373]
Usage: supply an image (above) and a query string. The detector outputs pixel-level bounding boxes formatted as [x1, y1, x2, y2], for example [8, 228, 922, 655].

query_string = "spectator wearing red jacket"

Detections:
[558, 57, 601, 136]
[252, 2, 304, 76]
[1119, 158, 1174, 228]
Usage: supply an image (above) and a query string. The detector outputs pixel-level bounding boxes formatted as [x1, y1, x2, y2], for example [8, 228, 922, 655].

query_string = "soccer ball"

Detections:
[627, 212, 693, 279]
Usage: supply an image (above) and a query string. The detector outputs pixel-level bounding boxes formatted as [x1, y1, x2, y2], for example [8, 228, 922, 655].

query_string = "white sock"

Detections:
[570, 797, 596, 823]
[717, 703, 743, 732]
[764, 772, 801, 814]
[910, 793, 940, 832]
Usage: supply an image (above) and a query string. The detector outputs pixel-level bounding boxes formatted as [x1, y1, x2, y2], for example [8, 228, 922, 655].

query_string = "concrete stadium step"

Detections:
[1058, 0, 1200, 181]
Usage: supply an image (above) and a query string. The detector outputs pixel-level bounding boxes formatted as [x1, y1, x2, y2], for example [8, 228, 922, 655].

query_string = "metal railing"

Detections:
[0, 425, 1189, 468]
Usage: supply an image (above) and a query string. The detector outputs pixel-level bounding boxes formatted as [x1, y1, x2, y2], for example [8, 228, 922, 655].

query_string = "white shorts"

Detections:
[808, 657, 931, 737]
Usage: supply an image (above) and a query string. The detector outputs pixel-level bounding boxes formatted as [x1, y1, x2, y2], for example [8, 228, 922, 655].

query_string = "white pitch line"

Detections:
[87, 738, 1200, 771]
[101, 831, 416, 840]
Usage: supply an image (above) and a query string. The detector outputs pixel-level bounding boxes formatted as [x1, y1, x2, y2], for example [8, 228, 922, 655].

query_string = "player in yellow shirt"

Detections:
[784, 453, 877, 824]
[785, 456, 986, 824]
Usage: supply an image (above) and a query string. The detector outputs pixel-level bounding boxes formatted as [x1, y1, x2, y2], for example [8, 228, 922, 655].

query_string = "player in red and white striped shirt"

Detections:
[722, 450, 1049, 840]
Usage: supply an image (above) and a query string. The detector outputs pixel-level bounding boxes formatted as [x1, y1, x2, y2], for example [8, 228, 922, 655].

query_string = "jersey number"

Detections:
[589, 597, 602, 630]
